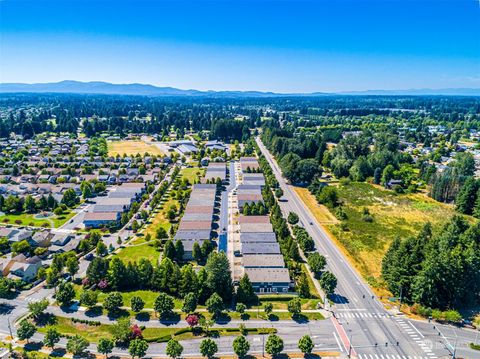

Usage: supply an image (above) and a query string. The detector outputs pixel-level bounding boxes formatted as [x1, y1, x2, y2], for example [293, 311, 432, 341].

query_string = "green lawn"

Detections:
[0, 210, 76, 228]
[38, 316, 277, 343]
[73, 286, 186, 310]
[180, 166, 204, 183]
[71, 285, 324, 322]
[37, 316, 113, 343]
[141, 196, 178, 240]
[300, 264, 322, 301]
[325, 181, 461, 283]
[115, 242, 160, 265]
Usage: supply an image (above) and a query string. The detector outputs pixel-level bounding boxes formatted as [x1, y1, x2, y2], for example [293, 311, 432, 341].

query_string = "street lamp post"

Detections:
[262, 333, 265, 358]
[347, 332, 353, 358]
[398, 286, 403, 312]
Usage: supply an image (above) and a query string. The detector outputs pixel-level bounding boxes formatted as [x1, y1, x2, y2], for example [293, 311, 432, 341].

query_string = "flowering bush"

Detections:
[81, 277, 90, 286]
[131, 324, 143, 339]
[186, 314, 199, 327]
[98, 278, 108, 290]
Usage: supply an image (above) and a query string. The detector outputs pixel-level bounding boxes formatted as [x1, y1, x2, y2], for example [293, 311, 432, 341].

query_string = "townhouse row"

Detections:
[236, 157, 291, 294]
[174, 183, 217, 259]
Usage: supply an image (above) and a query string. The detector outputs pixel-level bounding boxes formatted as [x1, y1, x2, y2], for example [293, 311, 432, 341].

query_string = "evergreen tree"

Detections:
[232, 336, 250, 358]
[179, 264, 198, 297]
[205, 252, 233, 301]
[236, 274, 257, 305]
[455, 177, 478, 214]
[174, 240, 184, 262]
[17, 319, 36, 342]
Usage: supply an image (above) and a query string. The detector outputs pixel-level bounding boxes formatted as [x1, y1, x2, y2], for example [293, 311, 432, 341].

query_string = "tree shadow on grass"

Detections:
[24, 341, 43, 352]
[50, 348, 67, 357]
[35, 313, 57, 327]
[107, 308, 130, 320]
[240, 313, 250, 321]
[267, 314, 279, 322]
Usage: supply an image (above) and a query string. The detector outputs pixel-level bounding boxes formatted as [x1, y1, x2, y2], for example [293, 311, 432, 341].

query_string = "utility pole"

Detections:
[348, 333, 353, 359]
[262, 333, 265, 357]
[398, 286, 403, 311]
[7, 316, 13, 339]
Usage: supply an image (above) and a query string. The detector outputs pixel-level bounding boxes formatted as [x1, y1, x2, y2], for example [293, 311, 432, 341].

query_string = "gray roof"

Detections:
[241, 242, 281, 255]
[237, 184, 263, 193]
[174, 230, 211, 241]
[239, 222, 273, 233]
[92, 204, 126, 213]
[181, 212, 214, 221]
[244, 267, 291, 284]
[192, 183, 217, 190]
[107, 191, 137, 199]
[242, 254, 285, 268]
[240, 232, 277, 243]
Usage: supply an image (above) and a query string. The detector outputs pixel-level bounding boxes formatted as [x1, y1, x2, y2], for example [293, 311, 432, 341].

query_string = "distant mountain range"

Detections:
[0, 80, 479, 97]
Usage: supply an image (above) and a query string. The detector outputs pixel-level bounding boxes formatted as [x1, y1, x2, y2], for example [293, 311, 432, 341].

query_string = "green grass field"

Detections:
[141, 196, 178, 241]
[180, 166, 204, 183]
[325, 182, 460, 284]
[115, 242, 160, 265]
[38, 316, 277, 343]
[0, 210, 76, 228]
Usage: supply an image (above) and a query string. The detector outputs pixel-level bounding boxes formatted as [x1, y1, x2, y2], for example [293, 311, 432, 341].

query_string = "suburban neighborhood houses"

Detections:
[0, 93, 479, 359]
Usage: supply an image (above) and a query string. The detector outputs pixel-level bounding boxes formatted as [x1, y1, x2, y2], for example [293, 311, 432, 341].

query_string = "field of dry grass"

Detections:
[325, 182, 460, 284]
[107, 140, 164, 156]
[293, 186, 339, 224]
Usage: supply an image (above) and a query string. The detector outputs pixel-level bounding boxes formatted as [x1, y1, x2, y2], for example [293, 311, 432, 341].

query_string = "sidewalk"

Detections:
[46, 305, 331, 328]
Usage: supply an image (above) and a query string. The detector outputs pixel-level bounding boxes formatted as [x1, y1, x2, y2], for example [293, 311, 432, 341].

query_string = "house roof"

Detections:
[240, 232, 277, 243]
[174, 230, 211, 241]
[242, 254, 285, 268]
[238, 215, 270, 224]
[244, 267, 290, 283]
[239, 222, 273, 233]
[84, 212, 119, 221]
[241, 242, 281, 254]
[178, 220, 212, 231]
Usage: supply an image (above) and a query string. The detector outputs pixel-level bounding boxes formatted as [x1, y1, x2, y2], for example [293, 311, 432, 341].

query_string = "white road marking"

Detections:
[408, 321, 425, 339]
[333, 331, 343, 352]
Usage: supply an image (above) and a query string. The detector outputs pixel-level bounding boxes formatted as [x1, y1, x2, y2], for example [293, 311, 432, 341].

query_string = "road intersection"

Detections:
[256, 136, 479, 359]
[1, 151, 479, 358]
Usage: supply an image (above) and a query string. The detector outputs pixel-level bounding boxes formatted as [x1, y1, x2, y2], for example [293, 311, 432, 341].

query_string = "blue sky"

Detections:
[0, 0, 479, 92]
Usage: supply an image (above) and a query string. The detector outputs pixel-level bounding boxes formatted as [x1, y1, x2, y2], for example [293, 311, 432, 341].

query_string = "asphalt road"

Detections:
[219, 161, 236, 242]
[256, 137, 480, 359]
